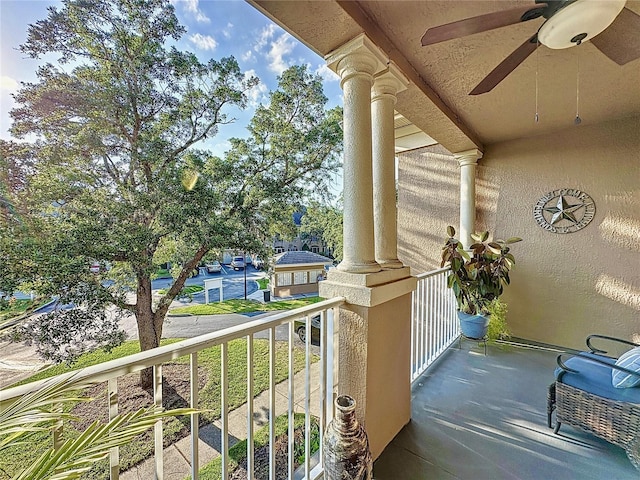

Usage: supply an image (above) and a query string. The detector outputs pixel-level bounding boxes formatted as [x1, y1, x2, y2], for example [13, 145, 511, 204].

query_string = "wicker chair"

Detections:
[547, 334, 640, 471]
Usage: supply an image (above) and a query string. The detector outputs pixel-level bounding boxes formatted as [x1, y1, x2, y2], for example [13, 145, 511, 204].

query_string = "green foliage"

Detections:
[1, 339, 315, 478]
[441, 226, 521, 315]
[299, 199, 343, 261]
[1, 0, 341, 367]
[0, 374, 195, 480]
[0, 298, 48, 324]
[256, 277, 269, 290]
[294, 420, 320, 464]
[486, 299, 510, 341]
[223, 65, 343, 247]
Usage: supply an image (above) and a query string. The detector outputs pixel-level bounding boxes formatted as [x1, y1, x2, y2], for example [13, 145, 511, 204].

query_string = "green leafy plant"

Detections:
[441, 226, 521, 316]
[486, 299, 510, 341]
[0, 375, 195, 480]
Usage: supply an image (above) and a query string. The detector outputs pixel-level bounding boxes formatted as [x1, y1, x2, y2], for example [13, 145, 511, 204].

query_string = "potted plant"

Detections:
[441, 226, 521, 339]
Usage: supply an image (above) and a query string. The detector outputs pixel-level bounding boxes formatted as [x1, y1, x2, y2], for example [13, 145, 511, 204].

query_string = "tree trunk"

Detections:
[136, 274, 161, 390]
[134, 245, 208, 389]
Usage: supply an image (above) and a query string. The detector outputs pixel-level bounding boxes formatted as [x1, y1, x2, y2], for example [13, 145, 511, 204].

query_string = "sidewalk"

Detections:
[121, 361, 322, 480]
[0, 340, 50, 388]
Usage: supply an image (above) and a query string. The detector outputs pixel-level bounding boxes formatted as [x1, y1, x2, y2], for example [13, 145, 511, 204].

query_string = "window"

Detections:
[275, 246, 284, 254]
[293, 271, 307, 285]
[311, 245, 319, 253]
[310, 270, 323, 283]
[277, 272, 292, 286]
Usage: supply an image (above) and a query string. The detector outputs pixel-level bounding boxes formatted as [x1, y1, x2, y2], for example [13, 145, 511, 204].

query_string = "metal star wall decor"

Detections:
[533, 189, 595, 233]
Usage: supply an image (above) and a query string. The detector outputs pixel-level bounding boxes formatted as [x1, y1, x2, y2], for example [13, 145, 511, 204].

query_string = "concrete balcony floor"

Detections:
[374, 341, 639, 479]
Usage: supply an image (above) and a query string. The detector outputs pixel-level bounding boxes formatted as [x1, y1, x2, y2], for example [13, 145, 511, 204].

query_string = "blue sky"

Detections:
[0, 0, 343, 161]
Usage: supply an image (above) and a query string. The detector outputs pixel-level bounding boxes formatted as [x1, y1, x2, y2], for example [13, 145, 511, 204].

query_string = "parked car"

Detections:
[294, 314, 321, 344]
[205, 261, 222, 273]
[252, 257, 264, 270]
[231, 255, 245, 270]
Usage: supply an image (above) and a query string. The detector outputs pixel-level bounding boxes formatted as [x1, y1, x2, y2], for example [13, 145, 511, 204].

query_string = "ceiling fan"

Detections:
[421, 0, 640, 95]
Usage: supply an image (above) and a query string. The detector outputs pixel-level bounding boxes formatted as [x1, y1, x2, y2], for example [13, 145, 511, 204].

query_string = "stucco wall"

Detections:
[398, 116, 640, 349]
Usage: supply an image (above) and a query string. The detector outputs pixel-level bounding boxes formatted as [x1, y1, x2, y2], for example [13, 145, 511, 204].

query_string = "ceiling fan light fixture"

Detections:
[538, 0, 626, 49]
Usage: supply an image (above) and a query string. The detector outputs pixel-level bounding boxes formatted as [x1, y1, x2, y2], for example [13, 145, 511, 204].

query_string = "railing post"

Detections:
[190, 352, 199, 480]
[108, 378, 120, 480]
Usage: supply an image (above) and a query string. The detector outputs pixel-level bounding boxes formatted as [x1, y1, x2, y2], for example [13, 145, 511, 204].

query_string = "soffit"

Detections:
[250, 0, 640, 154]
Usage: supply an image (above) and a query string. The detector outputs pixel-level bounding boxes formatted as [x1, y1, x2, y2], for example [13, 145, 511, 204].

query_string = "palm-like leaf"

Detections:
[1, 374, 197, 479]
[14, 406, 195, 480]
[0, 374, 91, 450]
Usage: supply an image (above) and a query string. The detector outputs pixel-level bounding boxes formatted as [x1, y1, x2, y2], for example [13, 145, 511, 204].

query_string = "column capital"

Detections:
[454, 148, 483, 167]
[325, 34, 388, 86]
[371, 63, 409, 102]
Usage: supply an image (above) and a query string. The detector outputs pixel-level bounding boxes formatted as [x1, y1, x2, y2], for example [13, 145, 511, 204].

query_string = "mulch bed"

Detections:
[69, 364, 315, 478]
[71, 363, 208, 431]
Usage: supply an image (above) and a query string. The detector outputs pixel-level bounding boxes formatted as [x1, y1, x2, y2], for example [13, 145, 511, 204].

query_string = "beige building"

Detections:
[251, 0, 640, 462]
[270, 251, 333, 297]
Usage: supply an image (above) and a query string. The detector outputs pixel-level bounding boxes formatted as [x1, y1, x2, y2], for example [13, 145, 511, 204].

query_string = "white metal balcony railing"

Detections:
[411, 267, 459, 382]
[0, 297, 345, 480]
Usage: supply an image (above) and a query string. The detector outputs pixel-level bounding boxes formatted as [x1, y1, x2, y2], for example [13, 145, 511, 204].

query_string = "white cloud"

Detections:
[0, 75, 19, 92]
[241, 50, 255, 63]
[266, 32, 295, 75]
[188, 33, 217, 51]
[173, 0, 210, 23]
[314, 64, 339, 83]
[222, 22, 233, 39]
[244, 70, 269, 107]
[255, 24, 277, 52]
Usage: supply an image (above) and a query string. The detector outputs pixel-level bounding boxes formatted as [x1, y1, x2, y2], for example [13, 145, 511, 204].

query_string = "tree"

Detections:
[2, 0, 342, 388]
[223, 65, 343, 245]
[299, 199, 343, 261]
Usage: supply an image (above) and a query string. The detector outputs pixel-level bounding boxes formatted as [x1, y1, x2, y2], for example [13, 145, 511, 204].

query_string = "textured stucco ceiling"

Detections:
[250, 0, 640, 155]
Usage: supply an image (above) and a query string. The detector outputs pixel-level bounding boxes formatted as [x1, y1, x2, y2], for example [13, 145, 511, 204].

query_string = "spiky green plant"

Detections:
[0, 375, 195, 480]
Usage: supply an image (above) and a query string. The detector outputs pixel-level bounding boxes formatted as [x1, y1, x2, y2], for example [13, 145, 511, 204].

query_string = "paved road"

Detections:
[118, 308, 296, 341]
[151, 264, 263, 302]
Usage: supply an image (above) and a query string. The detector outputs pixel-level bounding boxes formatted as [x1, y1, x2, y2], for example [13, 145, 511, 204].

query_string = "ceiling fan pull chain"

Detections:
[575, 50, 581, 125]
[535, 38, 540, 124]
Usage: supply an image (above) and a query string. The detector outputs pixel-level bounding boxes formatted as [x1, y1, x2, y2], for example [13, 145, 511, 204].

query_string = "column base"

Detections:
[336, 260, 382, 274]
[377, 258, 404, 269]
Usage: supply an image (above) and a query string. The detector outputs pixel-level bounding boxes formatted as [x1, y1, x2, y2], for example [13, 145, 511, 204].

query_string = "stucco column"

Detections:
[323, 35, 417, 461]
[371, 65, 408, 269]
[326, 35, 385, 274]
[454, 149, 483, 249]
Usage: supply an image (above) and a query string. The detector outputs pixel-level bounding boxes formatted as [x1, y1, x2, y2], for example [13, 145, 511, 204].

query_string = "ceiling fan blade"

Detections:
[470, 35, 539, 95]
[590, 7, 640, 65]
[421, 5, 544, 46]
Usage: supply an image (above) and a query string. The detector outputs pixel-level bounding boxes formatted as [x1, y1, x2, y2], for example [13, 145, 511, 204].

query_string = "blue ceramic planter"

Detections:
[457, 311, 490, 339]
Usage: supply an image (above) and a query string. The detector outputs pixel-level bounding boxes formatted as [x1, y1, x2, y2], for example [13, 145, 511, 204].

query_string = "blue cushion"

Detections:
[555, 353, 640, 403]
[612, 346, 640, 389]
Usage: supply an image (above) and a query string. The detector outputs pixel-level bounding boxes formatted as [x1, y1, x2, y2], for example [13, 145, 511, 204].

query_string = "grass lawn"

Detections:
[0, 297, 49, 324]
[256, 277, 269, 290]
[0, 338, 317, 480]
[158, 285, 204, 296]
[153, 268, 172, 279]
[169, 297, 323, 316]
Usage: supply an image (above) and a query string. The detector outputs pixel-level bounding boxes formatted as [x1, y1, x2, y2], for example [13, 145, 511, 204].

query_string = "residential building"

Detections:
[270, 250, 333, 297]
